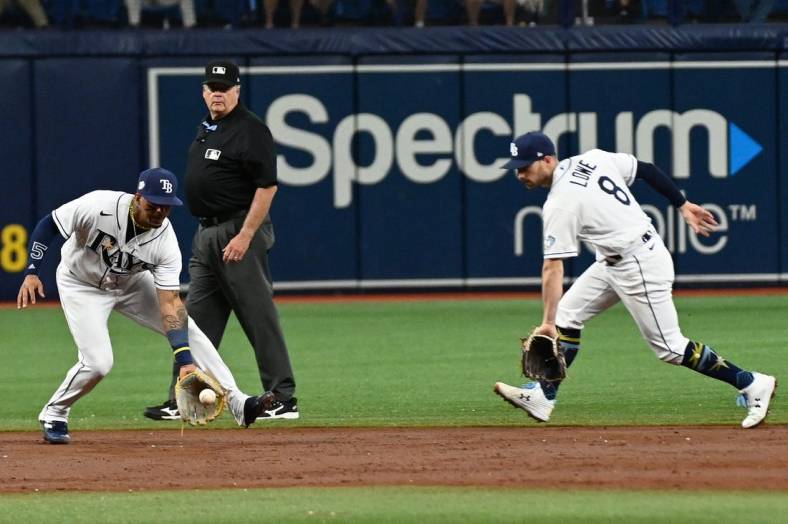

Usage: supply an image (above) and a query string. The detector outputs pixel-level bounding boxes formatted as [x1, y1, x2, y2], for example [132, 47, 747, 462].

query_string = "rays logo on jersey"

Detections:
[87, 230, 152, 274]
[100, 236, 115, 250]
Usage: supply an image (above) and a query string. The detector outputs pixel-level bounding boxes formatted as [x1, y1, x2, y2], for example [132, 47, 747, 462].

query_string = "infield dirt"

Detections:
[1, 426, 786, 492]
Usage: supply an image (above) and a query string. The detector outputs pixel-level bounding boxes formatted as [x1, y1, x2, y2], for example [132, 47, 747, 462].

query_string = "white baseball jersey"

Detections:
[52, 190, 181, 291]
[547, 150, 690, 364]
[542, 149, 652, 260]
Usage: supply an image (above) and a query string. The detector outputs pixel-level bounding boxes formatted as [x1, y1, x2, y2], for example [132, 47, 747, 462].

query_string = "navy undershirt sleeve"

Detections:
[635, 161, 687, 208]
[24, 214, 60, 276]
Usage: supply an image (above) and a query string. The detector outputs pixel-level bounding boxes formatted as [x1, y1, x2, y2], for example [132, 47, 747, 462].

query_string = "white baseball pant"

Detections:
[555, 233, 690, 364]
[39, 264, 251, 424]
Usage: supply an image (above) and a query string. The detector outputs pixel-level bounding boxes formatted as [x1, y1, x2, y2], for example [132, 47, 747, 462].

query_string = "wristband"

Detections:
[167, 327, 193, 366]
[173, 347, 194, 366]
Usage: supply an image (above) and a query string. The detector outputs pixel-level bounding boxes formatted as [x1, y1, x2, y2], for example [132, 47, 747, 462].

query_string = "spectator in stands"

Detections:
[0, 0, 48, 28]
[519, 0, 544, 25]
[606, 0, 635, 22]
[734, 0, 774, 22]
[617, 0, 632, 17]
[466, 0, 516, 25]
[125, 0, 197, 28]
[309, 0, 334, 25]
[386, 0, 428, 27]
[263, 0, 310, 28]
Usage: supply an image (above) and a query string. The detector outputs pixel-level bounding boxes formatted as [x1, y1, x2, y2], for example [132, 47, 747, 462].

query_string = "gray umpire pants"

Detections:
[182, 216, 296, 401]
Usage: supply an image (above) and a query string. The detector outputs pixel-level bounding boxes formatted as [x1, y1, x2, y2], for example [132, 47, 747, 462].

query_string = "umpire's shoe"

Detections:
[243, 392, 278, 427]
[143, 399, 180, 421]
[494, 381, 555, 422]
[256, 396, 300, 421]
[739, 372, 777, 429]
[40, 420, 70, 444]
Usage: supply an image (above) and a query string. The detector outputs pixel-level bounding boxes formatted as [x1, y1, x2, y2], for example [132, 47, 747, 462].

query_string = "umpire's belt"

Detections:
[198, 209, 247, 227]
[604, 231, 653, 266]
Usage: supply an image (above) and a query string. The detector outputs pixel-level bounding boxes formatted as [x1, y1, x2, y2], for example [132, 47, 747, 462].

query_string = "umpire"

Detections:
[144, 60, 298, 421]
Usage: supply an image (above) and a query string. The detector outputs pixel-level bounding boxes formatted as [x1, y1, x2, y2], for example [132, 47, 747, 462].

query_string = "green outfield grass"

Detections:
[0, 487, 786, 523]
[1, 294, 785, 430]
[1, 294, 786, 522]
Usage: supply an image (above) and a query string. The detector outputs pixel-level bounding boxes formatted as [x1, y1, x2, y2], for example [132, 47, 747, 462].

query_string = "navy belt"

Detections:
[604, 231, 653, 266]
[198, 210, 247, 227]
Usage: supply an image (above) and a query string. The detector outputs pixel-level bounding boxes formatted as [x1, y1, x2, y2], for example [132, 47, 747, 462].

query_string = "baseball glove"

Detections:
[521, 329, 566, 382]
[174, 368, 226, 425]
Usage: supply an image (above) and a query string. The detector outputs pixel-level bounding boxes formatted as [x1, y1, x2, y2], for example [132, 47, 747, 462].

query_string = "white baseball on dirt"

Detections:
[199, 389, 216, 405]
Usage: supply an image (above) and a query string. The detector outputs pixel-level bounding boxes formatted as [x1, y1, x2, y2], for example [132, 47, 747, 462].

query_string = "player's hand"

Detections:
[221, 232, 252, 263]
[536, 323, 558, 339]
[680, 201, 718, 237]
[17, 275, 45, 310]
[178, 363, 197, 379]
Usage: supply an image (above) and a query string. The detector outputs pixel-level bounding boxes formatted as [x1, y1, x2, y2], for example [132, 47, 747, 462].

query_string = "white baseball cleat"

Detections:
[739, 372, 777, 429]
[494, 381, 555, 422]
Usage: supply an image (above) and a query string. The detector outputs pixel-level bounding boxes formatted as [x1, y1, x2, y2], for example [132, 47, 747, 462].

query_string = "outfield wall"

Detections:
[1, 26, 787, 298]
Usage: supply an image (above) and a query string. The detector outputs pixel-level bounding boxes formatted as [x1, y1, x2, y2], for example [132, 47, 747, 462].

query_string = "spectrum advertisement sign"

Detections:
[148, 56, 780, 289]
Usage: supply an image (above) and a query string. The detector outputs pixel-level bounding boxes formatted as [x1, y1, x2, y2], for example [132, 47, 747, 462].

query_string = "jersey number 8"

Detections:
[597, 176, 631, 206]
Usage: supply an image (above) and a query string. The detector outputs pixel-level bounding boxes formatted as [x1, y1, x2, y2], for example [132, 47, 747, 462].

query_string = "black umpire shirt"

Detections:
[185, 103, 277, 219]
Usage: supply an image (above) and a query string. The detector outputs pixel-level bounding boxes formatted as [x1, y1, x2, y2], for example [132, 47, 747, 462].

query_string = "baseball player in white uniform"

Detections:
[17, 168, 273, 444]
[494, 132, 776, 429]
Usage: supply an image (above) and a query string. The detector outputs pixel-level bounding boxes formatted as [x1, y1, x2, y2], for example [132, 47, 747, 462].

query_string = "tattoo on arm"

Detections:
[163, 291, 192, 365]
[163, 291, 188, 331]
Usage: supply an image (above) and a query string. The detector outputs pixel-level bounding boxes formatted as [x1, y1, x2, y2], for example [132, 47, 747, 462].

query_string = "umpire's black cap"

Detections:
[203, 60, 240, 87]
[501, 132, 556, 170]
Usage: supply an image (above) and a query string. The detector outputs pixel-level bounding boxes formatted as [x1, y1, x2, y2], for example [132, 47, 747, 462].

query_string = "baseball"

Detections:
[199, 389, 216, 405]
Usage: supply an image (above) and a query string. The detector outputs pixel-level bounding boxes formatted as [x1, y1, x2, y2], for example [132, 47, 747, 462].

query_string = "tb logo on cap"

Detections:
[510, 143, 518, 156]
[212, 66, 227, 75]
[160, 179, 173, 193]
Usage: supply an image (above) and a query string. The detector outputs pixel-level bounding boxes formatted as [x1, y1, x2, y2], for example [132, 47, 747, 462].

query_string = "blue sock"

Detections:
[540, 327, 580, 401]
[681, 341, 753, 389]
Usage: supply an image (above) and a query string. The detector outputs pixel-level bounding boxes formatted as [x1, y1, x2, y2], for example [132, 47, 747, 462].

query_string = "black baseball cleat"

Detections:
[41, 420, 70, 444]
[256, 396, 299, 421]
[143, 399, 180, 421]
[243, 392, 277, 427]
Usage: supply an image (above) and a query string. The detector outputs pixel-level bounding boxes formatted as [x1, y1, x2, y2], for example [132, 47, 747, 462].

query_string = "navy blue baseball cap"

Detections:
[501, 132, 556, 170]
[136, 168, 183, 207]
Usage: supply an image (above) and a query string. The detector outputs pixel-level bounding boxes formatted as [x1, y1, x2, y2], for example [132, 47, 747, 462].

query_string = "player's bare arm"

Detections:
[539, 258, 564, 339]
[222, 186, 277, 263]
[156, 288, 196, 378]
[679, 201, 718, 237]
[160, 289, 187, 331]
